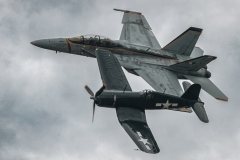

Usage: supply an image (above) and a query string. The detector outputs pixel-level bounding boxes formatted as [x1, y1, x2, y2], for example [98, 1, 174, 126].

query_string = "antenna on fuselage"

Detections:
[123, 85, 128, 93]
[163, 88, 166, 94]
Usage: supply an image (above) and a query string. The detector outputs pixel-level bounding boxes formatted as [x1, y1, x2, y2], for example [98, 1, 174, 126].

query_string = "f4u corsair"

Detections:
[31, 9, 228, 153]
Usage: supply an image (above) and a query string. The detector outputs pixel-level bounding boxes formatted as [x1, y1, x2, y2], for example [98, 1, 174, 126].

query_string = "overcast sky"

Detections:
[0, 0, 240, 159]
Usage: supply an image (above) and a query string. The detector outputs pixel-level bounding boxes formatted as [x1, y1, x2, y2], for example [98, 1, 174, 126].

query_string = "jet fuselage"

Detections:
[31, 35, 178, 59]
[31, 35, 211, 80]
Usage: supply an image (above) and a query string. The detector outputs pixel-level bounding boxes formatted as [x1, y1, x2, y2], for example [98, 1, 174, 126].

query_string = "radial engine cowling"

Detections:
[189, 68, 211, 78]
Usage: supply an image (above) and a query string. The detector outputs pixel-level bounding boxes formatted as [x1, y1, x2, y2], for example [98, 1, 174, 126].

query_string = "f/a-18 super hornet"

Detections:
[31, 9, 228, 153]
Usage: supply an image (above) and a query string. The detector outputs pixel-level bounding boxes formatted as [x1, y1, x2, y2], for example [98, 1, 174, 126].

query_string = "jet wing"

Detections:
[134, 66, 192, 113]
[116, 107, 160, 153]
[114, 9, 161, 50]
[135, 66, 182, 96]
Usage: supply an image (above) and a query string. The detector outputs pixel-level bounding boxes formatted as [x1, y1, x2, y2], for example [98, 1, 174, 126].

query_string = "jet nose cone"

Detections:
[30, 39, 51, 49]
[30, 40, 39, 46]
[31, 38, 69, 53]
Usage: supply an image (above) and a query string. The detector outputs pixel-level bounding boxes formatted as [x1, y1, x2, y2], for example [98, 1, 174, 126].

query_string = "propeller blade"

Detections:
[84, 85, 94, 96]
[95, 84, 106, 97]
[92, 101, 96, 123]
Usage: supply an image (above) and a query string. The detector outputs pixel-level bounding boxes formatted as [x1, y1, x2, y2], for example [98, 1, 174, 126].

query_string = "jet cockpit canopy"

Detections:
[68, 34, 119, 47]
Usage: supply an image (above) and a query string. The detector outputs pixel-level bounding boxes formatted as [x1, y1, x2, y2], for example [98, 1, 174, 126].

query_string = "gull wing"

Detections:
[114, 9, 161, 49]
[96, 49, 159, 153]
[116, 107, 160, 154]
[134, 66, 192, 113]
[95, 49, 132, 91]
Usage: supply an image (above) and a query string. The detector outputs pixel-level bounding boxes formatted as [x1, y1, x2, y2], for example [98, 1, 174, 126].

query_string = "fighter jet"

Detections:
[31, 9, 228, 153]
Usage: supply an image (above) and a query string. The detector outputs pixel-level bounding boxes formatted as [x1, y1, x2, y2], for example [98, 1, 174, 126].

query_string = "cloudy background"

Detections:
[0, 0, 240, 159]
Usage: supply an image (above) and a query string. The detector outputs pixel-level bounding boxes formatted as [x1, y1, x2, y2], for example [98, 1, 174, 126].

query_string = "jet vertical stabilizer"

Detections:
[182, 81, 209, 123]
[162, 27, 202, 56]
[191, 47, 204, 58]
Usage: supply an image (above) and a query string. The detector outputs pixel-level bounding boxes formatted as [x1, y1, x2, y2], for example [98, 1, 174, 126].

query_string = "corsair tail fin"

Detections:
[182, 81, 209, 123]
[181, 84, 201, 101]
[162, 27, 202, 56]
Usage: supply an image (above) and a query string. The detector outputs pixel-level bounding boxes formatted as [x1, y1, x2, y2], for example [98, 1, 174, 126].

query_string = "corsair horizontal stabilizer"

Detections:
[184, 75, 228, 101]
[182, 81, 209, 123]
[162, 27, 202, 56]
[192, 102, 209, 123]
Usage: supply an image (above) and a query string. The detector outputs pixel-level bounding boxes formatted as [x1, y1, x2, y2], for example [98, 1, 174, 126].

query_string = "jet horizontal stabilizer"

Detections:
[184, 75, 228, 101]
[168, 55, 217, 72]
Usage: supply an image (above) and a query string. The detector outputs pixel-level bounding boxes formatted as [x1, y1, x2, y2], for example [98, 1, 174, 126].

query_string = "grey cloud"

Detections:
[0, 0, 239, 160]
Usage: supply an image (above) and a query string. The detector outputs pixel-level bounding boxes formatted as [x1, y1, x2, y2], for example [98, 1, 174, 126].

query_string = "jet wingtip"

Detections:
[189, 27, 203, 33]
[216, 97, 228, 102]
[205, 55, 217, 60]
[113, 8, 142, 15]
